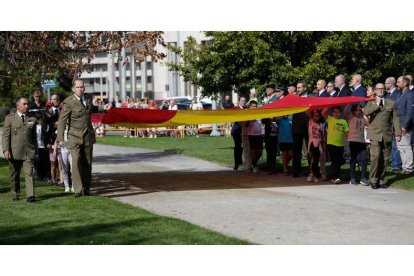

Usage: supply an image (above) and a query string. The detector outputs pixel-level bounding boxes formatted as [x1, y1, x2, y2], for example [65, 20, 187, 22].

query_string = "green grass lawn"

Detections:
[97, 134, 414, 190]
[0, 158, 251, 245]
[98, 134, 236, 165]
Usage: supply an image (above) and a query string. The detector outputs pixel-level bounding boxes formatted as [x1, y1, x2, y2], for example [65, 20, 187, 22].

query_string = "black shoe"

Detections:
[233, 166, 239, 171]
[371, 183, 380, 189]
[379, 184, 389, 189]
[75, 193, 82, 198]
[12, 197, 19, 201]
[26, 196, 35, 203]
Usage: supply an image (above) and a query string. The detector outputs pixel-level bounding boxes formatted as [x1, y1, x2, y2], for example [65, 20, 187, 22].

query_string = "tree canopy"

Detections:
[0, 31, 166, 106]
[168, 31, 414, 98]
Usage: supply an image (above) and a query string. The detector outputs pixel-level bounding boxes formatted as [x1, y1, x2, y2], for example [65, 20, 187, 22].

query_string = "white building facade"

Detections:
[79, 31, 208, 103]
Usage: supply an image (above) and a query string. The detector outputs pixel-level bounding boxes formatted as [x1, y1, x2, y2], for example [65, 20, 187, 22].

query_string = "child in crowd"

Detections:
[48, 121, 62, 186]
[246, 100, 263, 173]
[321, 106, 349, 184]
[344, 104, 369, 185]
[307, 110, 326, 182]
[276, 115, 293, 175]
[34, 113, 51, 181]
[54, 125, 73, 192]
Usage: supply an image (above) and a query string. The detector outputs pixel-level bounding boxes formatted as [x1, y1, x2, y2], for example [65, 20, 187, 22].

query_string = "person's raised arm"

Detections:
[343, 104, 351, 120]
[321, 107, 329, 120]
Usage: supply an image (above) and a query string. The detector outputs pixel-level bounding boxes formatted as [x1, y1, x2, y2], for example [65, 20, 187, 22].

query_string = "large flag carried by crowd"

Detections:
[101, 94, 372, 128]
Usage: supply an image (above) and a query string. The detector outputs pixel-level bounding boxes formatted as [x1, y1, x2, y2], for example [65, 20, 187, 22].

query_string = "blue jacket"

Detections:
[318, 90, 330, 97]
[352, 85, 367, 107]
[396, 89, 414, 130]
[334, 86, 352, 97]
[352, 85, 367, 97]
[386, 88, 401, 102]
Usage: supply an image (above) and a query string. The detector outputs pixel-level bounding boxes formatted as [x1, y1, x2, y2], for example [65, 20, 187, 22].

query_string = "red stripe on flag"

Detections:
[102, 108, 177, 125]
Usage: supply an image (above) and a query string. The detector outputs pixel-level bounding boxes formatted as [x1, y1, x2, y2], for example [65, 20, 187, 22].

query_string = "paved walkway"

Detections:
[92, 144, 414, 245]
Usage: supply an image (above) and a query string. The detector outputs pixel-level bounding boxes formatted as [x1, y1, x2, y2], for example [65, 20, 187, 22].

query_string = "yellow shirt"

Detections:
[326, 115, 349, 147]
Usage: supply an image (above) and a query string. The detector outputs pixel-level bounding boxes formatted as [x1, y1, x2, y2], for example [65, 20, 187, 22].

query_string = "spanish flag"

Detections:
[101, 94, 372, 128]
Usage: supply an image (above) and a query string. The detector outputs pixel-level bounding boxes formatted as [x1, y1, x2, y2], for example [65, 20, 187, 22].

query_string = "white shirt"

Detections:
[376, 96, 384, 107]
[74, 95, 86, 106]
[36, 125, 45, 148]
[318, 89, 326, 96]
[168, 105, 178, 111]
[16, 111, 25, 122]
[353, 84, 361, 91]
[347, 116, 366, 143]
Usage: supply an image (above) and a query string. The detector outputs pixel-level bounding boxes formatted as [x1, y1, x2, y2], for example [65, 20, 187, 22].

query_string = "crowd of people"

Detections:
[231, 74, 413, 189]
[2, 73, 413, 202]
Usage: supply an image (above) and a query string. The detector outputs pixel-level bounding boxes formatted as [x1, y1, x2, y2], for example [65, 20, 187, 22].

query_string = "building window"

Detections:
[146, 62, 153, 70]
[147, 76, 152, 83]
[89, 79, 94, 85]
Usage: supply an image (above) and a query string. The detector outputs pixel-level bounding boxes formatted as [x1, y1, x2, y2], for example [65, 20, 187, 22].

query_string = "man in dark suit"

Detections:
[334, 74, 354, 161]
[222, 95, 234, 109]
[326, 81, 336, 97]
[350, 74, 367, 97]
[292, 80, 310, 177]
[333, 74, 352, 97]
[231, 97, 246, 170]
[2, 97, 37, 202]
[263, 85, 280, 174]
[45, 94, 62, 126]
[385, 77, 402, 171]
[316, 79, 330, 97]
[385, 77, 401, 101]
[363, 83, 401, 189]
[395, 76, 414, 174]
[350, 74, 367, 107]
[57, 80, 109, 197]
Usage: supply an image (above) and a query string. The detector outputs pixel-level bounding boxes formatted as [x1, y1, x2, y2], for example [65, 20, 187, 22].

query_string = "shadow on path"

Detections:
[92, 170, 332, 198]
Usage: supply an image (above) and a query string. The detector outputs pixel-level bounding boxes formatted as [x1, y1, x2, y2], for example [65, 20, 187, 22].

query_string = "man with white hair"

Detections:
[350, 74, 366, 94]
[363, 83, 401, 189]
[333, 74, 351, 97]
[395, 76, 414, 174]
[385, 77, 400, 101]
[385, 76, 402, 171]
